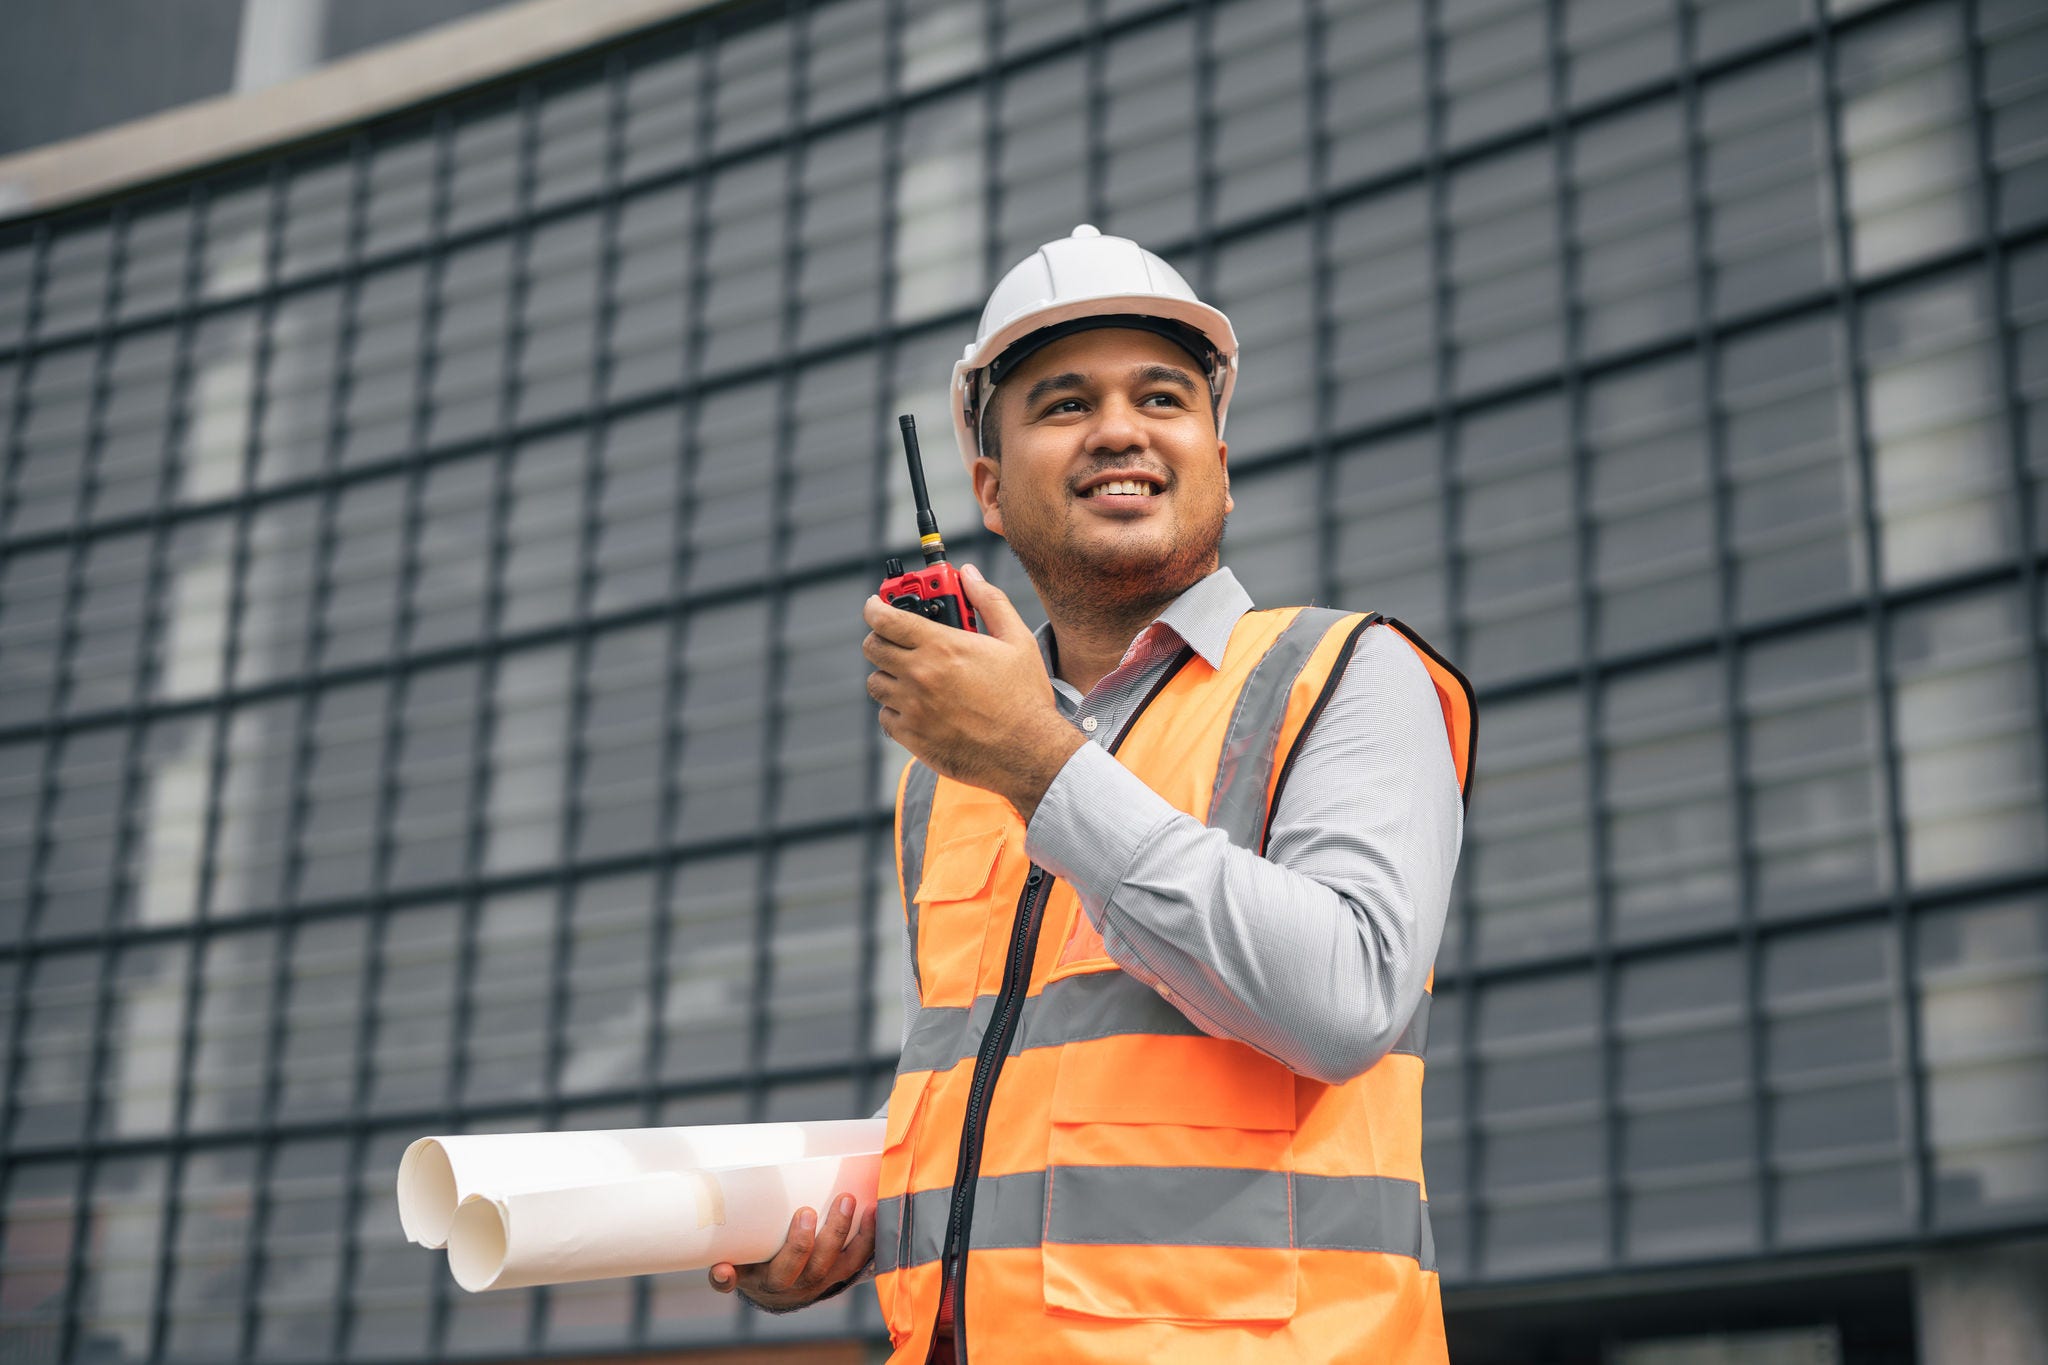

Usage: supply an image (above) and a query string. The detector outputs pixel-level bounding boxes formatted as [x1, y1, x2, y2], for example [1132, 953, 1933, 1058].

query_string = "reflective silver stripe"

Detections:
[1296, 1174, 1435, 1268]
[897, 997, 982, 1076]
[1389, 991, 1430, 1059]
[897, 970, 1204, 1075]
[875, 1177, 906, 1276]
[1048, 1165, 1292, 1248]
[875, 1170, 1432, 1272]
[1205, 606, 1351, 848]
[900, 974, 1431, 1075]
[874, 1172, 1049, 1274]
[898, 761, 940, 991]
[971, 1166, 1050, 1252]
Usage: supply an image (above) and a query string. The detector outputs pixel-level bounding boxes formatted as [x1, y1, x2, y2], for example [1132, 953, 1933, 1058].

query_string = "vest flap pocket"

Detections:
[1048, 1032, 1298, 1131]
[915, 830, 1004, 904]
[876, 1070, 931, 1338]
[882, 1070, 928, 1152]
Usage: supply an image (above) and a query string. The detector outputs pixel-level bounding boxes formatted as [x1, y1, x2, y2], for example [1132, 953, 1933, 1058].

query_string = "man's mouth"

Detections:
[1078, 476, 1165, 498]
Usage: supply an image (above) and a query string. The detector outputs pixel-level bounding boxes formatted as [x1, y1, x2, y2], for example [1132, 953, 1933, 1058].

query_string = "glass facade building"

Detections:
[0, 0, 2044, 1360]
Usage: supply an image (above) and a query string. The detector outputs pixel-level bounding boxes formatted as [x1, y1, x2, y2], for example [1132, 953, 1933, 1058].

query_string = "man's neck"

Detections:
[1040, 570, 1211, 695]
[1044, 604, 1162, 698]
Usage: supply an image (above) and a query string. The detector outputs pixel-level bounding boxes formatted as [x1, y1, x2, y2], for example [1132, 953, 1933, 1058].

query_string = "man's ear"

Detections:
[972, 454, 1005, 537]
[1218, 438, 1233, 517]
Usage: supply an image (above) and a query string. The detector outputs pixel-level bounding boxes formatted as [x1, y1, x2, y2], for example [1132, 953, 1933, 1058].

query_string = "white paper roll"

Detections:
[396, 1119, 884, 1250]
[443, 1151, 884, 1292]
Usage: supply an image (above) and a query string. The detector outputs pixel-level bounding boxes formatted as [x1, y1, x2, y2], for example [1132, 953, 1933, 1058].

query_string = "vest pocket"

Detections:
[877, 1069, 931, 1339]
[1041, 1039, 1300, 1323]
[914, 830, 1004, 999]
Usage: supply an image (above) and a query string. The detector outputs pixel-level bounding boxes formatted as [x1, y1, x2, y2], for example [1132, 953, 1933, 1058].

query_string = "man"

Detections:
[710, 226, 1471, 1362]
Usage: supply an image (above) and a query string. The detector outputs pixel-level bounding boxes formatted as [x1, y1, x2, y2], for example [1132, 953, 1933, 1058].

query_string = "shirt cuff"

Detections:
[1024, 741, 1180, 918]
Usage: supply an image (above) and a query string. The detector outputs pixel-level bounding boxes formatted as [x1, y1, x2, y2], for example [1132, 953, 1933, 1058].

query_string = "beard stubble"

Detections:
[999, 483, 1229, 636]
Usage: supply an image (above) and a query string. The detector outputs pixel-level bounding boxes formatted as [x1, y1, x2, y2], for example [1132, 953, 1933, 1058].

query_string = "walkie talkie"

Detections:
[880, 414, 980, 633]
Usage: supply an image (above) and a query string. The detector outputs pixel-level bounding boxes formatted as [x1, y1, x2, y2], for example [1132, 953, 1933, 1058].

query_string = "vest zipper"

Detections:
[921, 643, 1193, 1359]
[934, 861, 1052, 1364]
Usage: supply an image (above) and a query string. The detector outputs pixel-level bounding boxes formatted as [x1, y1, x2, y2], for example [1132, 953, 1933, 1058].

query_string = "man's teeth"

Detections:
[1085, 480, 1156, 497]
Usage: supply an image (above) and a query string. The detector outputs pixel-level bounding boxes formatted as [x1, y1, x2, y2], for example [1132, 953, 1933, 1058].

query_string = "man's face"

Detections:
[970, 327, 1232, 611]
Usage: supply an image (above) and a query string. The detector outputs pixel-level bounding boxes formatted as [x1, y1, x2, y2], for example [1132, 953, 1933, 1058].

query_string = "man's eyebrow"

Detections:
[1136, 364, 1198, 394]
[1023, 372, 1088, 410]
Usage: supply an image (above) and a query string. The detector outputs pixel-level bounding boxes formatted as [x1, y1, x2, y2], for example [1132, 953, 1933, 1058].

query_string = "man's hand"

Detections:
[863, 564, 1084, 822]
[708, 1196, 875, 1312]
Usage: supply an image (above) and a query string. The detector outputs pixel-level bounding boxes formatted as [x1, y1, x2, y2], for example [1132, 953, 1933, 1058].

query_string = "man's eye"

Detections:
[1141, 392, 1184, 407]
[1045, 398, 1085, 415]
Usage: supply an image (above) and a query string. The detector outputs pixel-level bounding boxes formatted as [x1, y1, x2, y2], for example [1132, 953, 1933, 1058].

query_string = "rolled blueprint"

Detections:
[397, 1119, 885, 1249]
[443, 1149, 884, 1292]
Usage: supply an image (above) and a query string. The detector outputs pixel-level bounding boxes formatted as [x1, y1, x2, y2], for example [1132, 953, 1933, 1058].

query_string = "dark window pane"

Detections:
[1743, 623, 1891, 915]
[1212, 223, 1315, 455]
[1475, 969, 1608, 1273]
[1601, 658, 1737, 942]
[1700, 52, 1836, 318]
[1332, 427, 1449, 638]
[1720, 313, 1861, 623]
[575, 625, 665, 861]
[1916, 894, 2048, 1227]
[1861, 270, 2011, 587]
[1465, 688, 1593, 964]
[1585, 356, 1716, 654]
[1455, 390, 1578, 682]
[1763, 921, 1911, 1243]
[1890, 586, 2047, 886]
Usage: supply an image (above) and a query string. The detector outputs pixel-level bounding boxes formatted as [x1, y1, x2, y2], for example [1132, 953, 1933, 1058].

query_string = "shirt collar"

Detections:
[1033, 566, 1252, 678]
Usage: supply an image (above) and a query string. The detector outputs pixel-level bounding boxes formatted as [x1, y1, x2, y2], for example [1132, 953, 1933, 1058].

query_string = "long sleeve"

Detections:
[1022, 626, 1462, 1085]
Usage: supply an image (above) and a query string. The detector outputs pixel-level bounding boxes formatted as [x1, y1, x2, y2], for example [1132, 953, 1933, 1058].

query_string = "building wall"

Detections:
[0, 0, 522, 159]
[322, 1, 531, 65]
[0, 0, 2045, 1361]
[0, 0, 245, 158]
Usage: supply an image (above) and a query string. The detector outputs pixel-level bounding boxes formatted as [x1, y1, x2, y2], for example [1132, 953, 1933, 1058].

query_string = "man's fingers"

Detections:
[834, 1203, 877, 1276]
[802, 1199, 876, 1293]
[754, 1207, 820, 1292]
[795, 1195, 859, 1289]
[864, 593, 938, 646]
[717, 1202, 876, 1311]
[868, 676, 918, 733]
[862, 629, 914, 671]
[959, 564, 1027, 643]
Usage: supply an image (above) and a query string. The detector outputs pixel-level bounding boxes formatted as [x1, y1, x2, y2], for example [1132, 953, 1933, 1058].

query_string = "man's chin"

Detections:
[1060, 528, 1168, 571]
[1005, 513, 1225, 614]
[1062, 539, 1217, 603]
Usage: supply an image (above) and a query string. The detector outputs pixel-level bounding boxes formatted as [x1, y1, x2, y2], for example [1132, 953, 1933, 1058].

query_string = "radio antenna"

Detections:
[898, 414, 948, 565]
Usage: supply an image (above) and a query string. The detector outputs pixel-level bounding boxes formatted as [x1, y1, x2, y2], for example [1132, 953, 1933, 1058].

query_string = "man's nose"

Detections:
[1084, 397, 1145, 455]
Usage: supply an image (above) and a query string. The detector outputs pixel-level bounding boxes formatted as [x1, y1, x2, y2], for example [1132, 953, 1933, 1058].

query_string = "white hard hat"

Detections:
[950, 224, 1239, 475]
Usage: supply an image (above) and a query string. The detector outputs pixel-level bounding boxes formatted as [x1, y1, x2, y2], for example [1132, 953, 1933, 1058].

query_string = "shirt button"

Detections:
[1081, 716, 1098, 733]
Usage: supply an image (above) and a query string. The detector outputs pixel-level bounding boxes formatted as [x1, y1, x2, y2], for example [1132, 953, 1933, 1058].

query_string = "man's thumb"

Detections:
[960, 564, 1026, 641]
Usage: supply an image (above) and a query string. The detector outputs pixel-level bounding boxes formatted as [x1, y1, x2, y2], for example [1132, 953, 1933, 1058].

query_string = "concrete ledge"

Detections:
[0, 0, 719, 223]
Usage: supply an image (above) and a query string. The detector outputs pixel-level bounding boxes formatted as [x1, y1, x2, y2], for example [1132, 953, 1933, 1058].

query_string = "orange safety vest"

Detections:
[875, 606, 1475, 1364]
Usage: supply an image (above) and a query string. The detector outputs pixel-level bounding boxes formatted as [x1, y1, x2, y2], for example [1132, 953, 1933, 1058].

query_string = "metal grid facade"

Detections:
[0, 0, 2045, 1360]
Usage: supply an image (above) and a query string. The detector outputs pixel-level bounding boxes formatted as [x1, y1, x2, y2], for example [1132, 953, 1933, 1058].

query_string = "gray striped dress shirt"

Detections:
[894, 566, 1464, 1088]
